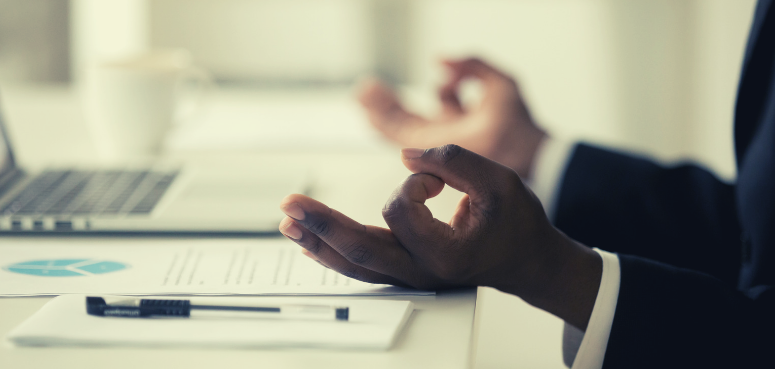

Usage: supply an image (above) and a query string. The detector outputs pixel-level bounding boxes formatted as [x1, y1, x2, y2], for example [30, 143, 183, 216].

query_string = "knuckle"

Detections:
[342, 243, 374, 266]
[435, 144, 464, 165]
[304, 237, 326, 254]
[383, 198, 426, 240]
[304, 215, 332, 237]
[382, 193, 407, 220]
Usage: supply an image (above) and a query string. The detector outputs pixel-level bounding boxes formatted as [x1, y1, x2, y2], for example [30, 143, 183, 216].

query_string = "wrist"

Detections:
[505, 126, 548, 179]
[505, 231, 602, 330]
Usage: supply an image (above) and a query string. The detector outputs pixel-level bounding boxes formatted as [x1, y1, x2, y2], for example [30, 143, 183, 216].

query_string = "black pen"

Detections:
[86, 296, 349, 321]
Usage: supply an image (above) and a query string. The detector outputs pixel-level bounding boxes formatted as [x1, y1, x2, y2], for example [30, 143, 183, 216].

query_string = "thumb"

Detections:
[400, 145, 520, 203]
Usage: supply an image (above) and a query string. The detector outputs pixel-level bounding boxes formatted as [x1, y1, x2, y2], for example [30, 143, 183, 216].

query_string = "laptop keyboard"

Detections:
[1, 170, 178, 217]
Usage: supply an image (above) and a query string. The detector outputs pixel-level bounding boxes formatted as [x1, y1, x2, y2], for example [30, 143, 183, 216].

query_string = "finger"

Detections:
[400, 145, 520, 204]
[438, 83, 465, 116]
[356, 78, 429, 135]
[300, 249, 321, 263]
[280, 217, 408, 286]
[442, 58, 518, 109]
[438, 62, 465, 115]
[449, 194, 471, 229]
[441, 57, 508, 84]
[382, 173, 452, 247]
[300, 249, 332, 270]
[280, 194, 412, 277]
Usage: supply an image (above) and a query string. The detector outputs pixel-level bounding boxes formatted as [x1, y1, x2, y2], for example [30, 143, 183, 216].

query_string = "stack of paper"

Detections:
[8, 295, 414, 350]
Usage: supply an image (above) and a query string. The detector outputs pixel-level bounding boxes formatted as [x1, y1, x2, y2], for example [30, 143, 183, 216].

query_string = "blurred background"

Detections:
[0, 0, 756, 177]
[0, 0, 758, 367]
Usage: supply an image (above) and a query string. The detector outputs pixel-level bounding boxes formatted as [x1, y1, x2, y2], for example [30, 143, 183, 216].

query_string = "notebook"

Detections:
[7, 294, 414, 350]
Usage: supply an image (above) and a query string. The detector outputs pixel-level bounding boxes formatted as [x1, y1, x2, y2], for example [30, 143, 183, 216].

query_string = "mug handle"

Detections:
[174, 65, 215, 125]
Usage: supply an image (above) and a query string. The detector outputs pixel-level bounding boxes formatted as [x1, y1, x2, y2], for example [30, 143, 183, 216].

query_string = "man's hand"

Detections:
[279, 145, 602, 330]
[358, 58, 547, 179]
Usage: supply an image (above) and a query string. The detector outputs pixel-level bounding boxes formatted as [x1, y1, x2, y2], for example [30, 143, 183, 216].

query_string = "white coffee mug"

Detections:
[84, 49, 211, 161]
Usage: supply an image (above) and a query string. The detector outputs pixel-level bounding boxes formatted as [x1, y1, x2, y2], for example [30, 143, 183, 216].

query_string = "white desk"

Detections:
[0, 85, 568, 369]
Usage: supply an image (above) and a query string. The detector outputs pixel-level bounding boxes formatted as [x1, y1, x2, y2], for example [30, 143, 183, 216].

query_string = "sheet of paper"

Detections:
[8, 294, 414, 350]
[0, 238, 431, 296]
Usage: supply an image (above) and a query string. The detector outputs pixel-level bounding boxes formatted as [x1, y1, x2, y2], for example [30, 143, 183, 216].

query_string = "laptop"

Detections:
[0, 99, 307, 235]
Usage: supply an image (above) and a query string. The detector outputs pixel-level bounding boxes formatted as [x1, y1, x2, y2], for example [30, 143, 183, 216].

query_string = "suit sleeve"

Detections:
[602, 254, 774, 368]
[554, 143, 743, 283]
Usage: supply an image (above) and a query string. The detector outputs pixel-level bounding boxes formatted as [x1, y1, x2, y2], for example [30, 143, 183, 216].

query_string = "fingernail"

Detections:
[401, 148, 425, 160]
[281, 203, 305, 220]
[280, 222, 302, 240]
[301, 249, 318, 260]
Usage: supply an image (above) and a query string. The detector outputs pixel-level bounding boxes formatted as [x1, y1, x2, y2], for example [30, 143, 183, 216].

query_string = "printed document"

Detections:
[0, 238, 431, 296]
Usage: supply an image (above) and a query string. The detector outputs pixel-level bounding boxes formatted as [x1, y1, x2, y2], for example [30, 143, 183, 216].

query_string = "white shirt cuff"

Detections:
[569, 248, 621, 369]
[527, 135, 575, 221]
[527, 136, 620, 368]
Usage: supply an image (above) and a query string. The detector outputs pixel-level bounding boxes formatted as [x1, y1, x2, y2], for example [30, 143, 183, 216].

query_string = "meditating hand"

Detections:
[358, 58, 548, 179]
[279, 145, 601, 330]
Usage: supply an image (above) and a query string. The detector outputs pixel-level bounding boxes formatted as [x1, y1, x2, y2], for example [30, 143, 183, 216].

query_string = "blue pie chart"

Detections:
[3, 259, 128, 277]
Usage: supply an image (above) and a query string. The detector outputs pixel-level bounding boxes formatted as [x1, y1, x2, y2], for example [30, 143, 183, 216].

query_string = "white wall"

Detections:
[412, 0, 619, 156]
[410, 0, 755, 179]
[149, 0, 373, 83]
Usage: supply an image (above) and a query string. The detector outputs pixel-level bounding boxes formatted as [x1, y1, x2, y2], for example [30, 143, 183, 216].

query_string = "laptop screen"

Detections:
[0, 103, 17, 181]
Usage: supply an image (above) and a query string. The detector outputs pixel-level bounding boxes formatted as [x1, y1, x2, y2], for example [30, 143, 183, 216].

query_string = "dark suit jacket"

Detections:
[554, 1, 775, 367]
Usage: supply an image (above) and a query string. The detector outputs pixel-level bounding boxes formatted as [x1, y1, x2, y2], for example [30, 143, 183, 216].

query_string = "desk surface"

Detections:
[0, 85, 568, 369]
